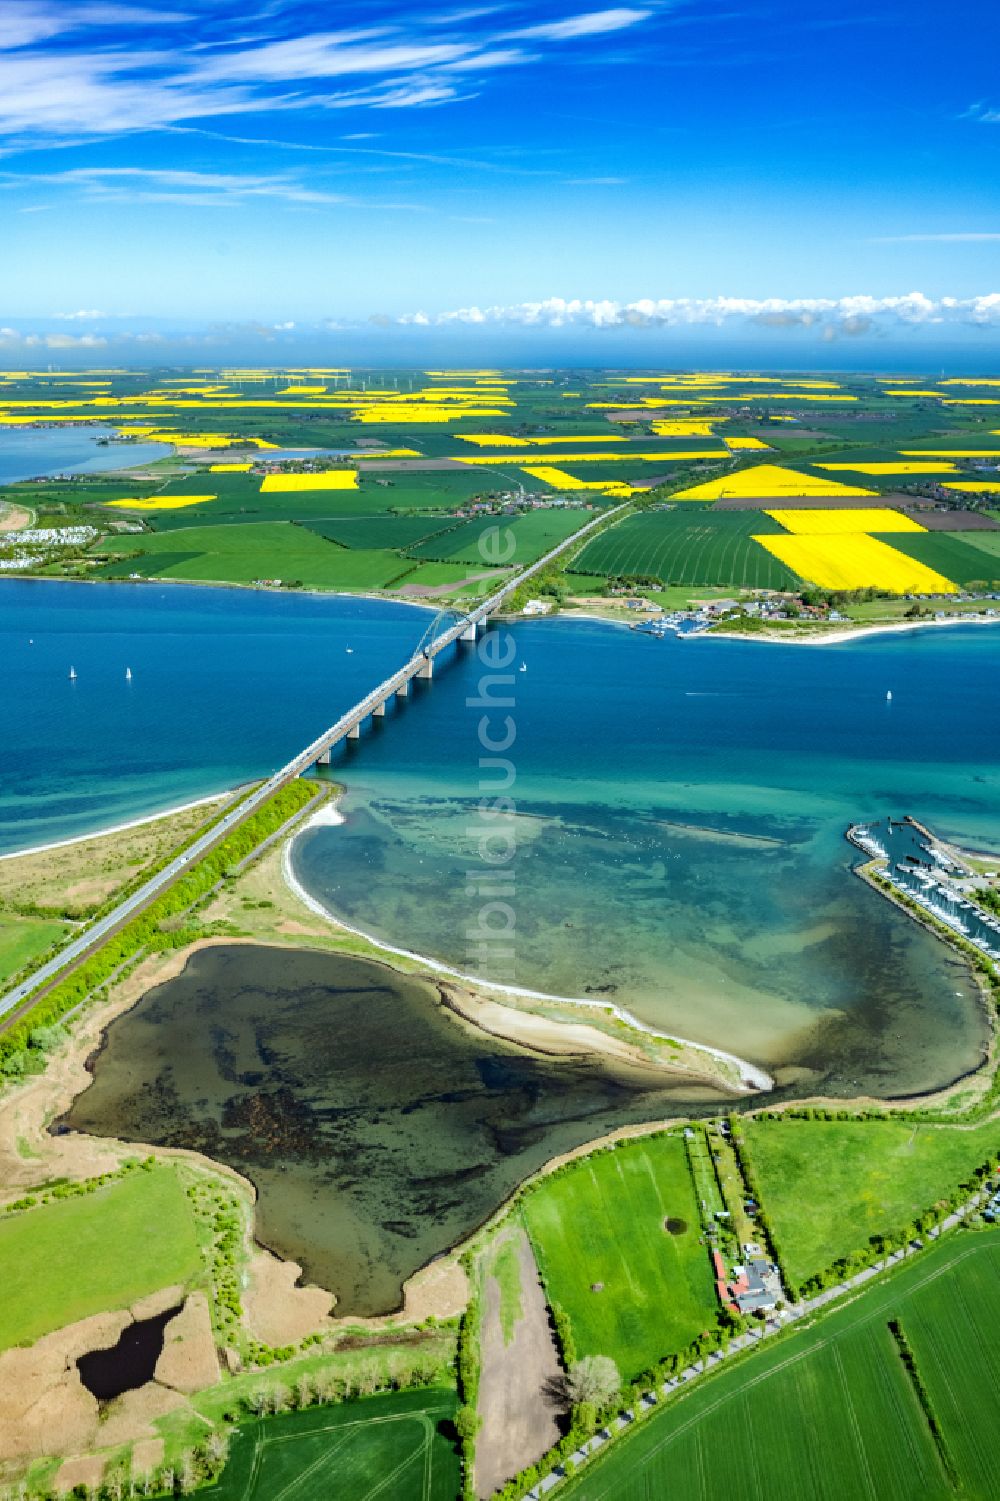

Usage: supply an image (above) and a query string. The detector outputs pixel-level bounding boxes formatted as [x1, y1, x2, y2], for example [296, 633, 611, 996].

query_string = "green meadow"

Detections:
[738, 1116, 1000, 1289]
[521, 1134, 718, 1379]
[0, 915, 66, 983]
[0, 1165, 202, 1348]
[96, 522, 416, 589]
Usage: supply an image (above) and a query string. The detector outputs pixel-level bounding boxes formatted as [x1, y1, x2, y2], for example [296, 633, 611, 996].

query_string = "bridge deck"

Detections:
[0, 502, 627, 1021]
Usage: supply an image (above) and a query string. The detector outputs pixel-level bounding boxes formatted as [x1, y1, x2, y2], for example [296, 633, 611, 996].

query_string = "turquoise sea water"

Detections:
[3, 576, 999, 1097]
[0, 427, 167, 483]
[292, 619, 1000, 1097]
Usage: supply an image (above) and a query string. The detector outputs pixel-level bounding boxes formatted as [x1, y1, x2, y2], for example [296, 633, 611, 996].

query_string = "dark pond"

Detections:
[63, 945, 731, 1317]
[77, 1303, 182, 1401]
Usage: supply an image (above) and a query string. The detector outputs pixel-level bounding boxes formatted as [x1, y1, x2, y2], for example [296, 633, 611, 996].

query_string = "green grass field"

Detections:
[408, 508, 590, 566]
[871, 531, 1000, 587]
[958, 529, 1000, 563]
[561, 1232, 1000, 1501]
[574, 510, 797, 588]
[521, 1135, 718, 1378]
[0, 1165, 202, 1347]
[202, 1388, 460, 1501]
[0, 914, 66, 982]
[738, 1117, 1000, 1289]
[302, 515, 456, 550]
[96, 522, 415, 589]
[397, 560, 506, 591]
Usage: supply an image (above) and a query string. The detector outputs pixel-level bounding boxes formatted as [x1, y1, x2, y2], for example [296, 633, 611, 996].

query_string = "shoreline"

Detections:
[0, 788, 236, 863]
[281, 822, 773, 1093]
[705, 613, 1000, 648]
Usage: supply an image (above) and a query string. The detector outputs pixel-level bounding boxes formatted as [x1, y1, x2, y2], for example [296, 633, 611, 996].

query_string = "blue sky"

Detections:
[0, 0, 998, 364]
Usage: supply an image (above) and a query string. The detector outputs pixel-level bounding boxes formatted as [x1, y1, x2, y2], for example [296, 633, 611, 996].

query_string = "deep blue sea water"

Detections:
[3, 577, 999, 1096]
[0, 580, 426, 849]
[0, 428, 167, 484]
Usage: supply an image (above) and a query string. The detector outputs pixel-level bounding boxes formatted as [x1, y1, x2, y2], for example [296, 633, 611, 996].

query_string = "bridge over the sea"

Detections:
[0, 503, 626, 1022]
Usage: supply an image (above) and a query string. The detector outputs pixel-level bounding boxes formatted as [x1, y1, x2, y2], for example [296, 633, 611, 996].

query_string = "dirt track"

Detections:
[476, 1229, 563, 1498]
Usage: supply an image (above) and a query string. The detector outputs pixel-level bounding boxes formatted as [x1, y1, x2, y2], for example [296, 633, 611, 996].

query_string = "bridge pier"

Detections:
[459, 621, 477, 642]
[373, 699, 386, 717]
[317, 748, 332, 766]
[348, 723, 361, 740]
[417, 658, 433, 679]
[397, 679, 409, 698]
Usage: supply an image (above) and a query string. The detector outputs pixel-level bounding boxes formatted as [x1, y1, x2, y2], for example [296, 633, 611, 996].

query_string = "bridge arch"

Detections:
[414, 606, 475, 659]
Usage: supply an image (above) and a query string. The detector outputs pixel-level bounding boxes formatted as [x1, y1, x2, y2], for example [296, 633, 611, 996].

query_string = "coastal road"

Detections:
[0, 501, 628, 1023]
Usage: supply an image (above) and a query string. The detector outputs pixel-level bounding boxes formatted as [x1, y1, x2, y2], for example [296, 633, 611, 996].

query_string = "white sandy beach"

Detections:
[0, 789, 234, 863]
[281, 821, 773, 1092]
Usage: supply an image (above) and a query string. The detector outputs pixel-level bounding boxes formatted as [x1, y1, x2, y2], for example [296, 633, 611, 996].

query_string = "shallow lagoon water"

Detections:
[64, 946, 720, 1316]
[0, 427, 168, 484]
[293, 620, 1000, 1098]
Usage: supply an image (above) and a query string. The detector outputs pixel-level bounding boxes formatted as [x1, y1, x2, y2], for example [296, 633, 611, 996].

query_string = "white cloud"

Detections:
[321, 79, 474, 110]
[0, 51, 259, 135]
[503, 8, 651, 41]
[52, 308, 106, 319]
[0, 1, 189, 50]
[189, 33, 474, 85]
[396, 292, 1000, 331]
[0, 326, 108, 347]
[0, 5, 660, 138]
[5, 165, 351, 205]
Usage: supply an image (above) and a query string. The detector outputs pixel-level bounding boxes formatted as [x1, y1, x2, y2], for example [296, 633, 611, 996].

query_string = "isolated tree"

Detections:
[246, 1386, 270, 1416]
[454, 1405, 480, 1441]
[205, 1432, 229, 1473]
[567, 1355, 621, 1408]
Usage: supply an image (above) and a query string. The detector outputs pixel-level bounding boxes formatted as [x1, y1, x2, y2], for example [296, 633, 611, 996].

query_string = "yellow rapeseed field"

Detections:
[650, 420, 725, 436]
[673, 464, 878, 501]
[105, 496, 217, 511]
[519, 466, 595, 488]
[941, 481, 1000, 493]
[209, 463, 252, 472]
[815, 462, 958, 475]
[765, 508, 925, 534]
[725, 437, 770, 450]
[899, 449, 1000, 458]
[260, 471, 358, 491]
[519, 466, 646, 496]
[754, 533, 957, 593]
[457, 434, 531, 447]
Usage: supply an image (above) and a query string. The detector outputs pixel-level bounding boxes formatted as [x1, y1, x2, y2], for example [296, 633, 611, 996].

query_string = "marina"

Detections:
[849, 817, 1000, 963]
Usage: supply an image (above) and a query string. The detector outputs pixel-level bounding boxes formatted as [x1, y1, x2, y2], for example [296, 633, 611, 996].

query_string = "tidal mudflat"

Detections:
[63, 945, 725, 1318]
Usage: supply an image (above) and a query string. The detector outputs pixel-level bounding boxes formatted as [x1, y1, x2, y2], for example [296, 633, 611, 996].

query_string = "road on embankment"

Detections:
[0, 500, 629, 1024]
